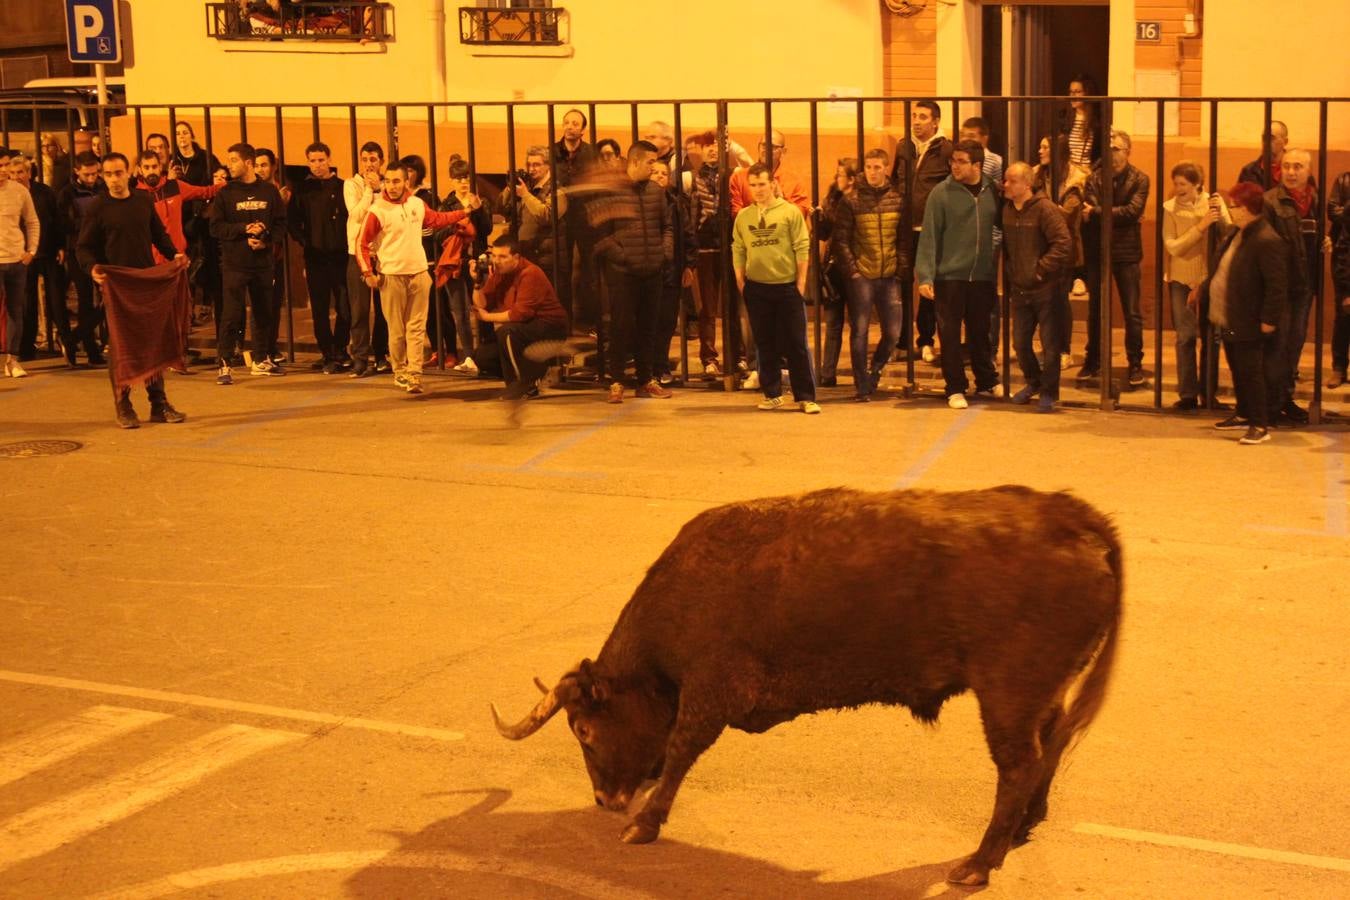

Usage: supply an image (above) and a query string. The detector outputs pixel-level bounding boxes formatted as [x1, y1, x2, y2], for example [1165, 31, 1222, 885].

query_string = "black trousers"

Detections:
[1222, 335, 1280, 429]
[20, 255, 66, 356]
[499, 318, 569, 388]
[902, 230, 933, 349]
[605, 265, 661, 386]
[304, 249, 349, 360]
[105, 331, 166, 408]
[743, 280, 816, 402]
[935, 279, 998, 396]
[219, 267, 273, 362]
[65, 259, 103, 358]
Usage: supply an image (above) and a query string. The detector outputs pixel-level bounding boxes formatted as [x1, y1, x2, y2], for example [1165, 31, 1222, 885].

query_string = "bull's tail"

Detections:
[1055, 523, 1122, 754]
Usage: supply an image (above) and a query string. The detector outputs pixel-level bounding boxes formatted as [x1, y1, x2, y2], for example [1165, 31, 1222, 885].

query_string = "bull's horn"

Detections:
[491, 685, 563, 740]
[533, 676, 550, 694]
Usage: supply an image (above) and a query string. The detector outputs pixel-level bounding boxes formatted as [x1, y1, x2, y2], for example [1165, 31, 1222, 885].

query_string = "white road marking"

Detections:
[1074, 822, 1350, 872]
[0, 724, 302, 872]
[90, 850, 662, 900]
[0, 706, 171, 789]
[0, 670, 465, 742]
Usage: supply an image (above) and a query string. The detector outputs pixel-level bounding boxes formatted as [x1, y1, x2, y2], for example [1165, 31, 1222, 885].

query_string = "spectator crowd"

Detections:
[2, 82, 1348, 445]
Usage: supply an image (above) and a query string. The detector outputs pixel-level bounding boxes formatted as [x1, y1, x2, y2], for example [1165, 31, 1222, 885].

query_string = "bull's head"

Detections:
[492, 659, 675, 812]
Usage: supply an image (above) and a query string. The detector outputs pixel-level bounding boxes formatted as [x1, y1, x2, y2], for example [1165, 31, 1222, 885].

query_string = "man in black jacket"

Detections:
[288, 141, 350, 373]
[1203, 182, 1288, 445]
[1080, 128, 1150, 386]
[1262, 148, 1328, 425]
[11, 153, 64, 362]
[208, 141, 287, 384]
[76, 152, 187, 428]
[891, 100, 952, 363]
[1330, 168, 1350, 389]
[589, 140, 674, 403]
[56, 152, 107, 366]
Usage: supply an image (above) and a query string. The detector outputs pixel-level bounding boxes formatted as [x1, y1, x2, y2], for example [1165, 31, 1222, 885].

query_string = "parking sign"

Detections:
[65, 0, 122, 64]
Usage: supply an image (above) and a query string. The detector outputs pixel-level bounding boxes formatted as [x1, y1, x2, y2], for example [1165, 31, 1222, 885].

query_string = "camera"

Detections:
[473, 252, 491, 288]
[514, 169, 532, 188]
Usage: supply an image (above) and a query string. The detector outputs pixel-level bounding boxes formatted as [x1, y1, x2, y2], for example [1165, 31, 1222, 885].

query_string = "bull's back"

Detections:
[622, 487, 1120, 713]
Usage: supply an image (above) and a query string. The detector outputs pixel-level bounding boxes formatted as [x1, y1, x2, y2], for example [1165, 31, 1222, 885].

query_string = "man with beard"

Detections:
[76, 152, 189, 428]
[55, 151, 108, 365]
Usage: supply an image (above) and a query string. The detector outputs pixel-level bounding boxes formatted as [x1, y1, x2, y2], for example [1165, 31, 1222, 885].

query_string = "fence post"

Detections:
[717, 100, 735, 393]
[1311, 99, 1329, 425]
[1098, 104, 1116, 411]
[1203, 100, 1220, 410]
[1153, 99, 1166, 410]
[275, 105, 294, 364]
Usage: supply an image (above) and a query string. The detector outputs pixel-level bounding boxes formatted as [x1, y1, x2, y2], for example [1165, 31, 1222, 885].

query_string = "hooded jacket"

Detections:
[1001, 193, 1071, 297]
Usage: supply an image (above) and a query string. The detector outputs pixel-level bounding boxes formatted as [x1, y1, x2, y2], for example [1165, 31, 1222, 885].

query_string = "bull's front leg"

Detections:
[620, 713, 725, 844]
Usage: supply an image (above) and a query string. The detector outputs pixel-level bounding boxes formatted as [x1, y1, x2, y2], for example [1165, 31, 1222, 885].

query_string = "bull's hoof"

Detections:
[620, 820, 660, 844]
[945, 858, 990, 886]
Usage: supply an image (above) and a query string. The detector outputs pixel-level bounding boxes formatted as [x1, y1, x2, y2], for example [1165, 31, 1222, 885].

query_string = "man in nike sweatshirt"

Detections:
[731, 163, 819, 413]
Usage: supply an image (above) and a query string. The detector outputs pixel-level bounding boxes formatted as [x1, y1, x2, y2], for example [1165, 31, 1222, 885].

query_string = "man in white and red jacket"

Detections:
[357, 161, 478, 393]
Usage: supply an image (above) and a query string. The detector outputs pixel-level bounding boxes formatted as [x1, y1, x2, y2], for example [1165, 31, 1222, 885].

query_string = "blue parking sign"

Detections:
[65, 0, 122, 64]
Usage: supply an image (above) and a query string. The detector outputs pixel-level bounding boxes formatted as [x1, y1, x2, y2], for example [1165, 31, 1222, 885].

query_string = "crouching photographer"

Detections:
[471, 236, 570, 400]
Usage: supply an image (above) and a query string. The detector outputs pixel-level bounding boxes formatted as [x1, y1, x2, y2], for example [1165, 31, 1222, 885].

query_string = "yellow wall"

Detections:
[1201, 0, 1350, 148]
[123, 0, 883, 131]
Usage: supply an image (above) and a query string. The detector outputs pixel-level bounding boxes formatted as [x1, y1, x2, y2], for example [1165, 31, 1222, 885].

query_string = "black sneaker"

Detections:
[322, 360, 342, 375]
[1127, 366, 1145, 387]
[150, 402, 186, 424]
[1280, 401, 1309, 425]
[1076, 365, 1099, 380]
[375, 358, 392, 374]
[820, 376, 837, 388]
[115, 399, 140, 429]
[1239, 426, 1271, 445]
[1171, 397, 1198, 411]
[1214, 414, 1249, 430]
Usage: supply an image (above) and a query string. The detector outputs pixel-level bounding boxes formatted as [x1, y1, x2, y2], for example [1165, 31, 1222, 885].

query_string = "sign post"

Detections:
[64, 0, 121, 145]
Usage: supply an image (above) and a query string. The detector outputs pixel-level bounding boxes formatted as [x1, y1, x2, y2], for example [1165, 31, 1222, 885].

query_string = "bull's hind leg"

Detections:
[947, 699, 1047, 886]
[620, 705, 725, 844]
[1014, 705, 1067, 846]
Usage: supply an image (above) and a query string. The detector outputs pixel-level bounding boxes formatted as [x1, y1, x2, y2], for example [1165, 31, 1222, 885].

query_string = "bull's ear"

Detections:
[576, 659, 610, 706]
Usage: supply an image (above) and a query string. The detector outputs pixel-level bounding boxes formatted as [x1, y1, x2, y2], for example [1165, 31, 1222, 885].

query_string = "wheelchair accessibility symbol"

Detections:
[97, 37, 111, 53]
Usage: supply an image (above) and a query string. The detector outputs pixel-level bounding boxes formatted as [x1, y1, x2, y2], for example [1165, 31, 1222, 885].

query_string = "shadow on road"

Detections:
[344, 789, 982, 899]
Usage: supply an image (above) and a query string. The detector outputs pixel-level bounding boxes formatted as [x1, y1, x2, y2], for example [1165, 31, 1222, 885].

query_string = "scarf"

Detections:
[1287, 184, 1315, 218]
[100, 261, 192, 390]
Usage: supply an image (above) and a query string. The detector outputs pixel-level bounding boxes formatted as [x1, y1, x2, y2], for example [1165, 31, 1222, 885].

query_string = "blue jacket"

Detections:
[915, 174, 1001, 285]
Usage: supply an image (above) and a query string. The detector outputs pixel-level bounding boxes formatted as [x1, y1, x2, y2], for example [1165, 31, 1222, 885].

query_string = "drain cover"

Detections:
[0, 440, 84, 459]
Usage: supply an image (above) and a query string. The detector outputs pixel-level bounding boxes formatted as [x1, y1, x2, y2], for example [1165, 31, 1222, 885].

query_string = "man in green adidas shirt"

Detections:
[731, 163, 820, 414]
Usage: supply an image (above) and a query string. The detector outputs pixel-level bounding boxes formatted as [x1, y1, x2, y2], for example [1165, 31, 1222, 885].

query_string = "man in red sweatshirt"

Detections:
[472, 236, 569, 400]
[135, 150, 223, 262]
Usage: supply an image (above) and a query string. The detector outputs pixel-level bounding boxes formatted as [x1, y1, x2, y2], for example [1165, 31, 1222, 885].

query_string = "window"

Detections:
[459, 3, 564, 47]
[206, 2, 394, 43]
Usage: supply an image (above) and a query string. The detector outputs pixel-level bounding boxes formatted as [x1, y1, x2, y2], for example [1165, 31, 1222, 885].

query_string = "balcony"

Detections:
[205, 2, 394, 43]
[459, 6, 565, 47]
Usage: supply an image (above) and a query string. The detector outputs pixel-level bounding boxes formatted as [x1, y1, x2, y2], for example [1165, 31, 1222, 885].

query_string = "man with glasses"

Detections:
[1080, 128, 1150, 387]
[501, 146, 568, 289]
[915, 140, 1001, 410]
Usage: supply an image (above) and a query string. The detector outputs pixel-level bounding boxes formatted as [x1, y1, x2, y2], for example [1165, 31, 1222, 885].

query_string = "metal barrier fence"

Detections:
[2, 94, 1346, 422]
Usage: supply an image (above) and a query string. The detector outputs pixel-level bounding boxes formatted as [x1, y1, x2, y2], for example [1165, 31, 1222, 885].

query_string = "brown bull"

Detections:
[493, 486, 1122, 886]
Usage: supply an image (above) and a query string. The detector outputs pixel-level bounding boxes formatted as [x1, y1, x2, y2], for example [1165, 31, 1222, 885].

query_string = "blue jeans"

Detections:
[1168, 281, 1200, 401]
[1012, 287, 1064, 400]
[845, 276, 902, 398]
[1, 262, 28, 356]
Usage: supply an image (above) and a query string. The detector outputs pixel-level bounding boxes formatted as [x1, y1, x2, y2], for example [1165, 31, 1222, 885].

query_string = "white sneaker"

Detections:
[742, 371, 760, 390]
[1072, 278, 1087, 296]
[5, 357, 28, 378]
[800, 400, 822, 414]
[947, 393, 968, 409]
[757, 395, 785, 410]
[452, 357, 479, 375]
[921, 345, 936, 364]
[1060, 352, 1073, 370]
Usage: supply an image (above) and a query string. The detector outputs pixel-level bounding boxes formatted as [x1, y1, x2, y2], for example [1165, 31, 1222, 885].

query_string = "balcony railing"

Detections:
[206, 2, 393, 42]
[459, 7, 564, 46]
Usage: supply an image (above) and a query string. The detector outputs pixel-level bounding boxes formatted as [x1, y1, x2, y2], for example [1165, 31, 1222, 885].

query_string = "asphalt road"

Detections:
[2, 360, 1348, 899]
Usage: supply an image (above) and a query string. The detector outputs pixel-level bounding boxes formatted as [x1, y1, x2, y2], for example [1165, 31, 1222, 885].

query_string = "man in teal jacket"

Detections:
[915, 140, 1001, 408]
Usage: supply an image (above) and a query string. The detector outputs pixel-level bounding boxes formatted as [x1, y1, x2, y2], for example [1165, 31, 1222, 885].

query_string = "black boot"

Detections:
[115, 397, 140, 429]
[149, 399, 186, 424]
